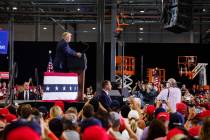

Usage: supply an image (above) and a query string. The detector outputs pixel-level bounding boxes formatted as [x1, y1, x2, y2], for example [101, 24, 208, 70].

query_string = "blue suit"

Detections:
[96, 90, 112, 111]
[54, 39, 77, 72]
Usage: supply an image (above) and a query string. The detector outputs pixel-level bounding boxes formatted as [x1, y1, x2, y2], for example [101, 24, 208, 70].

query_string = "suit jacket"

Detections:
[53, 39, 77, 72]
[17, 91, 37, 100]
[96, 90, 112, 111]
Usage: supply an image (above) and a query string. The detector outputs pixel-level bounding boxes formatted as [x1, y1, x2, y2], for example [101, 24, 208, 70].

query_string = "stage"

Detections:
[0, 100, 85, 112]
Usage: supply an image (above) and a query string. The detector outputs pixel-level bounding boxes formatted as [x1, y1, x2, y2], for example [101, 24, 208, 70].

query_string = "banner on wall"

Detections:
[0, 30, 9, 54]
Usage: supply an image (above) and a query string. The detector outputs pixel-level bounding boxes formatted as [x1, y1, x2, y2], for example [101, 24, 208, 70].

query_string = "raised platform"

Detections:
[0, 100, 85, 112]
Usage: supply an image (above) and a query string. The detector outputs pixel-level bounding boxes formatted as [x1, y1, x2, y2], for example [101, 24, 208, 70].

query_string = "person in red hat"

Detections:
[5, 126, 41, 140]
[82, 125, 109, 140]
[200, 117, 210, 140]
[167, 128, 187, 140]
[0, 108, 17, 124]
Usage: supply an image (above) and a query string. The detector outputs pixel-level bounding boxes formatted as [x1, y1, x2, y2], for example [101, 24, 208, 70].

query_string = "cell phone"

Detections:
[161, 100, 167, 104]
[195, 107, 202, 114]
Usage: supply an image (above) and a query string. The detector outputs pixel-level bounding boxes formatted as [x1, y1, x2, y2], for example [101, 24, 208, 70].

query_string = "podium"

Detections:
[42, 72, 79, 100]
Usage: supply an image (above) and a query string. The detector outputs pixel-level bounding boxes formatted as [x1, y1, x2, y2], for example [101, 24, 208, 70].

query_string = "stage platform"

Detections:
[0, 100, 85, 112]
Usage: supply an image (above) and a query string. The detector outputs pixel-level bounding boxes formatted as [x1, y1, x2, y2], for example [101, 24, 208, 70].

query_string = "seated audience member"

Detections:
[17, 82, 37, 100]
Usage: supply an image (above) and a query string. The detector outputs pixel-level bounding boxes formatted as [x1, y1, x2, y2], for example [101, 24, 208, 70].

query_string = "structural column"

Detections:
[7, 10, 15, 105]
[110, 2, 117, 82]
[96, 0, 105, 92]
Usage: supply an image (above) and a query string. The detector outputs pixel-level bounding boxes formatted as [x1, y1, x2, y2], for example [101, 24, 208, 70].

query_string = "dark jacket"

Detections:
[53, 39, 77, 72]
[96, 90, 112, 111]
[17, 91, 37, 100]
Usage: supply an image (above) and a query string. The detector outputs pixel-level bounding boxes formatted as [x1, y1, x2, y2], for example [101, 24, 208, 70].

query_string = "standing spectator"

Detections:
[80, 104, 102, 133]
[156, 78, 181, 112]
[200, 117, 210, 140]
[17, 82, 37, 100]
[145, 119, 166, 140]
[1, 82, 7, 98]
[96, 80, 112, 111]
[142, 84, 157, 105]
[122, 110, 143, 140]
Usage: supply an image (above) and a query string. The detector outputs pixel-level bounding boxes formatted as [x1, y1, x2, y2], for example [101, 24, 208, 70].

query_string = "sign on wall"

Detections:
[0, 30, 9, 54]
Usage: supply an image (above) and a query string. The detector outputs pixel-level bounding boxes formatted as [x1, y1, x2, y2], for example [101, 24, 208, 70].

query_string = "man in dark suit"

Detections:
[96, 80, 112, 111]
[17, 82, 36, 100]
[53, 32, 82, 72]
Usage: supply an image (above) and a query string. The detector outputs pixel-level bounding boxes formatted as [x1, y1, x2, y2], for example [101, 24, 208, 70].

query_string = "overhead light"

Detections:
[139, 32, 144, 34]
[83, 30, 88, 33]
[92, 27, 96, 30]
[139, 27, 144, 31]
[140, 10, 145, 13]
[203, 8, 206, 12]
[43, 27, 47, 30]
[139, 38, 143, 41]
[77, 8, 80, 11]
[12, 7, 18, 10]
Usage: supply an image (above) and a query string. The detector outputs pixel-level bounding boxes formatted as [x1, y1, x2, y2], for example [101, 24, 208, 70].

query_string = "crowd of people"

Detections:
[0, 78, 209, 140]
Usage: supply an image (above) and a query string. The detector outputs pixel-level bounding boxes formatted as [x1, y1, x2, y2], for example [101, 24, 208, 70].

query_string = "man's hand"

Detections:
[76, 52, 82, 58]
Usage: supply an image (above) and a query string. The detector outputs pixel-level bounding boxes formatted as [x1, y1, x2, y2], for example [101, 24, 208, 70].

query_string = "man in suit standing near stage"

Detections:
[17, 82, 36, 100]
[54, 32, 82, 72]
[96, 80, 112, 111]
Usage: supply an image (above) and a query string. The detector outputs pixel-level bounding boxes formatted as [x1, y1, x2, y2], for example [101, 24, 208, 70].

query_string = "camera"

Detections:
[161, 100, 167, 104]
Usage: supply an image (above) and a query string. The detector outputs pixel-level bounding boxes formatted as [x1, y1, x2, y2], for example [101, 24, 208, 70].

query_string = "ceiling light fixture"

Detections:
[12, 7, 18, 10]
[203, 8, 206, 12]
[139, 27, 144, 31]
[140, 10, 145, 13]
[92, 27, 96, 30]
[43, 27, 47, 30]
[77, 8, 80, 11]
[139, 38, 143, 41]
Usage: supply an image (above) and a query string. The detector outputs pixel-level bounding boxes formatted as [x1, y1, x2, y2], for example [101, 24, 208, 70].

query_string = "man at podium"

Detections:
[53, 32, 86, 100]
[54, 32, 82, 72]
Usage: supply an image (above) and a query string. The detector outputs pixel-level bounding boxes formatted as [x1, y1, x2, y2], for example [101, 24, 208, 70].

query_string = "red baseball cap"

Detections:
[146, 105, 156, 115]
[157, 112, 170, 121]
[82, 125, 109, 140]
[6, 126, 41, 140]
[176, 103, 187, 114]
[167, 128, 185, 140]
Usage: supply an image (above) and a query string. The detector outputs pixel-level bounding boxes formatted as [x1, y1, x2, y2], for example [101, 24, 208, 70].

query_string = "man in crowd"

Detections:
[96, 80, 112, 111]
[17, 82, 37, 100]
[156, 78, 181, 112]
[53, 32, 82, 72]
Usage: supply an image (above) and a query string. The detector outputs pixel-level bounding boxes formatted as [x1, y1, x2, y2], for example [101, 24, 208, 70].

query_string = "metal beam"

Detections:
[110, 2, 117, 82]
[6, 9, 15, 105]
[96, 0, 105, 92]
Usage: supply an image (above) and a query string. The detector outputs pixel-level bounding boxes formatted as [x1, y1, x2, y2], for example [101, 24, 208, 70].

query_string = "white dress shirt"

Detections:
[156, 87, 181, 112]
